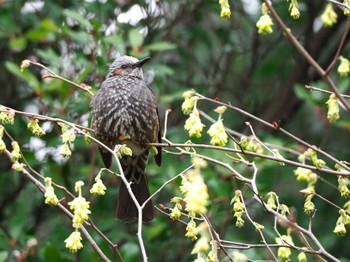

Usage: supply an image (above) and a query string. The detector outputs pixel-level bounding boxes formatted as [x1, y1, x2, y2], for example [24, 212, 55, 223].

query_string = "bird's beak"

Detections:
[133, 57, 151, 68]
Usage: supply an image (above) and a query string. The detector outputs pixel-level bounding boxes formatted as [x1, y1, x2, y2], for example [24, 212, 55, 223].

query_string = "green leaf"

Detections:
[4, 61, 40, 90]
[40, 19, 59, 32]
[145, 41, 177, 51]
[36, 48, 61, 67]
[63, 9, 91, 29]
[0, 251, 8, 262]
[9, 37, 27, 52]
[44, 244, 62, 262]
[128, 29, 144, 49]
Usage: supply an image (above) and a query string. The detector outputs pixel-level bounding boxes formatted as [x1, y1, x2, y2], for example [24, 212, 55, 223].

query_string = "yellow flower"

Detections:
[304, 195, 315, 214]
[192, 236, 209, 254]
[338, 56, 350, 76]
[90, 178, 107, 196]
[64, 230, 83, 253]
[290, 6, 300, 19]
[294, 167, 312, 182]
[12, 162, 25, 172]
[182, 91, 197, 115]
[185, 219, 198, 240]
[184, 109, 205, 138]
[11, 141, 21, 161]
[334, 222, 346, 236]
[267, 192, 277, 210]
[170, 205, 182, 220]
[256, 14, 273, 34]
[27, 118, 45, 137]
[185, 173, 209, 216]
[321, 3, 337, 27]
[219, 0, 231, 18]
[0, 106, 15, 125]
[344, 0, 350, 16]
[44, 177, 59, 206]
[60, 143, 72, 157]
[69, 196, 91, 228]
[207, 119, 228, 146]
[338, 176, 350, 198]
[297, 251, 307, 262]
[289, 0, 300, 19]
[326, 93, 340, 124]
[275, 235, 294, 260]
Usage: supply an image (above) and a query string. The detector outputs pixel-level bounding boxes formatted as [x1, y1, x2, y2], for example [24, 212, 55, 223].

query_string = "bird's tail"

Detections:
[115, 154, 155, 223]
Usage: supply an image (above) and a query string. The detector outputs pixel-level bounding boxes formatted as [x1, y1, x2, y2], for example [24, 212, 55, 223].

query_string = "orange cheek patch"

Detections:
[113, 69, 124, 75]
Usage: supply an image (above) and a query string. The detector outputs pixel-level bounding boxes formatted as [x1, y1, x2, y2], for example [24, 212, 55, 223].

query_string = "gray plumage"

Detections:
[91, 55, 161, 222]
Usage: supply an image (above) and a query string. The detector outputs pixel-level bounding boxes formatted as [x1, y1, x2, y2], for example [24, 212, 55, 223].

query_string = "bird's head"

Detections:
[107, 55, 150, 79]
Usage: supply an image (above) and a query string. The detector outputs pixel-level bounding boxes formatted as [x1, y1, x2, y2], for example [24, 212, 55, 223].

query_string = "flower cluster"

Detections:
[321, 3, 337, 27]
[338, 56, 350, 76]
[266, 192, 277, 210]
[239, 136, 264, 154]
[207, 106, 228, 146]
[185, 109, 205, 138]
[191, 222, 216, 261]
[90, 172, 107, 196]
[231, 190, 245, 227]
[0, 125, 6, 153]
[256, 3, 273, 34]
[11, 141, 22, 162]
[114, 144, 133, 159]
[218, 0, 231, 18]
[333, 209, 350, 236]
[64, 231, 83, 253]
[304, 148, 326, 169]
[169, 197, 182, 220]
[338, 176, 350, 198]
[180, 157, 209, 217]
[65, 181, 91, 253]
[289, 0, 300, 19]
[44, 177, 59, 206]
[326, 93, 340, 124]
[27, 117, 45, 137]
[59, 123, 76, 157]
[0, 106, 15, 125]
[185, 219, 198, 241]
[344, 0, 350, 16]
[275, 234, 294, 260]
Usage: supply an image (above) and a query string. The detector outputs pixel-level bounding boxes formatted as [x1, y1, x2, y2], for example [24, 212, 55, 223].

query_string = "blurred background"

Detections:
[0, 0, 349, 261]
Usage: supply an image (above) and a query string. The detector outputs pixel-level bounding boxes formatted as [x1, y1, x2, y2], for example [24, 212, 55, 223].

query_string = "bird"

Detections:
[90, 55, 162, 223]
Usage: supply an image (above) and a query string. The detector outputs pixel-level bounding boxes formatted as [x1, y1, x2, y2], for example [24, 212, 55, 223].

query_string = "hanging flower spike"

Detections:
[337, 56, 350, 76]
[275, 234, 294, 260]
[321, 3, 337, 27]
[182, 90, 197, 115]
[343, 0, 350, 16]
[11, 141, 22, 162]
[219, 0, 231, 18]
[207, 106, 228, 146]
[289, 0, 300, 19]
[27, 117, 45, 137]
[68, 181, 91, 228]
[256, 3, 273, 34]
[185, 108, 205, 138]
[64, 230, 83, 253]
[90, 177, 107, 196]
[0, 125, 6, 153]
[185, 219, 198, 241]
[44, 177, 59, 206]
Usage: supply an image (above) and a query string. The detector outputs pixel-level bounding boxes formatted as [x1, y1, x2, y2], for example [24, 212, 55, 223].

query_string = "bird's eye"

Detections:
[121, 64, 127, 69]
